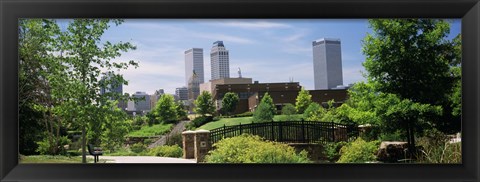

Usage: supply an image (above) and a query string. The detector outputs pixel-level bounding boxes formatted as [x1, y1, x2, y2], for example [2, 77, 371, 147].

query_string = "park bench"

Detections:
[87, 144, 103, 163]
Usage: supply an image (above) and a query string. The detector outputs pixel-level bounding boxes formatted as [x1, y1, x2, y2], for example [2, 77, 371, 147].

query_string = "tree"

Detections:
[362, 19, 460, 153]
[56, 19, 137, 163]
[100, 101, 130, 152]
[295, 87, 312, 114]
[362, 19, 460, 133]
[252, 93, 276, 122]
[19, 19, 60, 155]
[195, 91, 215, 117]
[221, 92, 239, 116]
[175, 101, 188, 121]
[153, 94, 178, 124]
[281, 103, 296, 115]
[303, 103, 325, 121]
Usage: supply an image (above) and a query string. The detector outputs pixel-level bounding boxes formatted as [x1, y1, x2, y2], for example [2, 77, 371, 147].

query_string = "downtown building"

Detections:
[312, 38, 344, 90]
[210, 41, 230, 80]
[175, 87, 188, 101]
[131, 91, 151, 115]
[185, 48, 205, 85]
[99, 72, 127, 110]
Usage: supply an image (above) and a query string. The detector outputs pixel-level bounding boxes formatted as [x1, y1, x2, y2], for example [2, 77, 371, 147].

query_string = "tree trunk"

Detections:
[82, 122, 86, 163]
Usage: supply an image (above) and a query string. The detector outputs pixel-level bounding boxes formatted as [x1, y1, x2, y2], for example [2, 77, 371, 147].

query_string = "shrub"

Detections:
[252, 93, 276, 123]
[324, 141, 347, 162]
[165, 133, 183, 146]
[234, 111, 253, 118]
[190, 116, 213, 128]
[130, 143, 146, 153]
[337, 138, 380, 163]
[205, 134, 311, 163]
[36, 135, 71, 155]
[282, 103, 296, 115]
[148, 145, 183, 158]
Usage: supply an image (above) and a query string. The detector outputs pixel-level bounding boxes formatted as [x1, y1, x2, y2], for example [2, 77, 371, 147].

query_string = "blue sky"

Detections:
[95, 19, 461, 95]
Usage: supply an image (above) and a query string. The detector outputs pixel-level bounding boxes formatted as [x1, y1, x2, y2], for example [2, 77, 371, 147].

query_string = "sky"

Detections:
[91, 19, 461, 95]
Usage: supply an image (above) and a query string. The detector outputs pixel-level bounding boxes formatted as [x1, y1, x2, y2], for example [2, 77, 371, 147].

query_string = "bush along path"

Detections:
[148, 120, 190, 149]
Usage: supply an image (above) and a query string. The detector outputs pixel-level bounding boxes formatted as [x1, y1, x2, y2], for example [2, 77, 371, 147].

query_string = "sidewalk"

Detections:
[88, 156, 196, 163]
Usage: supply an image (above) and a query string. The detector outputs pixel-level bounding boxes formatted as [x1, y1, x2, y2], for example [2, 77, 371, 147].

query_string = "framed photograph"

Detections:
[1, 0, 479, 181]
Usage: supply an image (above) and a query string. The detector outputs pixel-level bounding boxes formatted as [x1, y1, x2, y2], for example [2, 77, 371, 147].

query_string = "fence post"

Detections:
[278, 121, 283, 142]
[223, 124, 226, 138]
[331, 122, 335, 142]
[239, 123, 242, 135]
[271, 120, 275, 141]
[302, 120, 306, 143]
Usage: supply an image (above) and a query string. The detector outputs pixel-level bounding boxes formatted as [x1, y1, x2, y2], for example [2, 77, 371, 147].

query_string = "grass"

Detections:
[198, 114, 304, 130]
[127, 123, 173, 137]
[19, 155, 111, 163]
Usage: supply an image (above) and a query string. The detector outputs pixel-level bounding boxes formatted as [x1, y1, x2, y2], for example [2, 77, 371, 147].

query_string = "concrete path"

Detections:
[89, 156, 196, 163]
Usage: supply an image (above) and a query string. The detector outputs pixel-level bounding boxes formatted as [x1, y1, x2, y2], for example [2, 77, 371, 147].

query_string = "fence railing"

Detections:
[209, 121, 359, 145]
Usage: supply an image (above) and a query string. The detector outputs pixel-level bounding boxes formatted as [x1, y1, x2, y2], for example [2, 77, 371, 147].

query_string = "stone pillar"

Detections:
[182, 130, 195, 159]
[194, 129, 211, 162]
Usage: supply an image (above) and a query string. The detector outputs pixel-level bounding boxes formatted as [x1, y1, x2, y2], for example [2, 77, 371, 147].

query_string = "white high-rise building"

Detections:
[185, 48, 204, 85]
[312, 38, 343, 90]
[210, 41, 230, 80]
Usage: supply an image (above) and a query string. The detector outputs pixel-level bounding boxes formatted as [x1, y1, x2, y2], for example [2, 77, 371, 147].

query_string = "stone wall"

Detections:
[182, 130, 211, 162]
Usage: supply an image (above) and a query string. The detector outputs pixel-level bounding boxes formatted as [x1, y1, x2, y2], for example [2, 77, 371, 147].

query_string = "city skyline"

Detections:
[90, 19, 461, 95]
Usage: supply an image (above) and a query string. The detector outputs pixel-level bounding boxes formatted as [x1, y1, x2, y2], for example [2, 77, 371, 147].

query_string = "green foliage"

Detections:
[337, 138, 380, 163]
[303, 103, 325, 121]
[324, 141, 348, 162]
[222, 92, 239, 116]
[195, 91, 216, 116]
[416, 130, 461, 163]
[187, 116, 214, 129]
[282, 103, 296, 115]
[100, 101, 131, 152]
[165, 133, 184, 146]
[363, 19, 461, 134]
[148, 145, 183, 158]
[205, 134, 311, 163]
[153, 94, 178, 124]
[36, 135, 71, 155]
[234, 111, 253, 118]
[295, 87, 312, 114]
[252, 93, 276, 122]
[130, 143, 147, 153]
[175, 101, 189, 121]
[127, 123, 173, 137]
[274, 114, 304, 122]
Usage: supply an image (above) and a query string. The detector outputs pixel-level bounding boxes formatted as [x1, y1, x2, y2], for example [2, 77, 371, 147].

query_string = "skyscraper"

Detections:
[132, 91, 151, 112]
[312, 38, 343, 90]
[175, 87, 188, 101]
[188, 70, 200, 100]
[185, 48, 204, 85]
[210, 41, 230, 80]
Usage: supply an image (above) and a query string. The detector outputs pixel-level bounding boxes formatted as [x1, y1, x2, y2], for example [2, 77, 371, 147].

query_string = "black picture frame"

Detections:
[1, 0, 479, 181]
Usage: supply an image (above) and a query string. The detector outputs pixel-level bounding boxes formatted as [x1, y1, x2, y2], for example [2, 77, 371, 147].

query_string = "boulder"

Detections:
[376, 141, 409, 163]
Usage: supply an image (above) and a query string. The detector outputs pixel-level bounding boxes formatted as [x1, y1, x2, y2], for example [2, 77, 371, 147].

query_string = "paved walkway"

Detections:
[148, 120, 190, 149]
[89, 156, 196, 163]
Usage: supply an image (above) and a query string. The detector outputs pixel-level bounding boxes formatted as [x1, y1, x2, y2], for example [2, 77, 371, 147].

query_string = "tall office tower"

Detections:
[175, 87, 188, 101]
[210, 41, 230, 80]
[185, 48, 204, 86]
[188, 70, 200, 100]
[312, 38, 343, 90]
[132, 91, 151, 112]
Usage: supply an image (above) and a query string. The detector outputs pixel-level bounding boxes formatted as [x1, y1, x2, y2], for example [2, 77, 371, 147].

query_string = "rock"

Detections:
[376, 141, 409, 163]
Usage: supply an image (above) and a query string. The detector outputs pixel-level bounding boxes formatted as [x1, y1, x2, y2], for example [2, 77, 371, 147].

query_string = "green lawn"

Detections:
[198, 114, 304, 130]
[19, 155, 111, 163]
[127, 123, 173, 137]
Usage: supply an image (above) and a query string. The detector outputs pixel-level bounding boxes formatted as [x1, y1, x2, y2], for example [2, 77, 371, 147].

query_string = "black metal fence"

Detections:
[209, 121, 359, 145]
